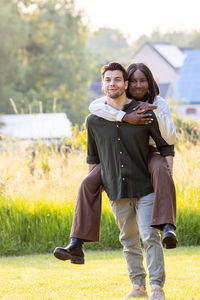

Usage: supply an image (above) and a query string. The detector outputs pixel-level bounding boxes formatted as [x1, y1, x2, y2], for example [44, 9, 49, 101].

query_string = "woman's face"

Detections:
[128, 69, 149, 99]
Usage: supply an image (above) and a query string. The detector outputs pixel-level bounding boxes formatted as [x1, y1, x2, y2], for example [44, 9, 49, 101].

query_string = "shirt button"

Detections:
[118, 138, 120, 141]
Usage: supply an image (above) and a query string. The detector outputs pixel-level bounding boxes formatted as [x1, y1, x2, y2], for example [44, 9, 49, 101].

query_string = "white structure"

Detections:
[174, 104, 200, 119]
[0, 113, 72, 141]
[132, 42, 186, 98]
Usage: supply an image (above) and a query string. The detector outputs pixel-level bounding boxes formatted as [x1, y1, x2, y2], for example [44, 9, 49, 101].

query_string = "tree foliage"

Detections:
[0, 0, 27, 113]
[0, 0, 91, 124]
[88, 27, 133, 65]
[130, 28, 200, 54]
[22, 0, 91, 124]
[87, 27, 134, 83]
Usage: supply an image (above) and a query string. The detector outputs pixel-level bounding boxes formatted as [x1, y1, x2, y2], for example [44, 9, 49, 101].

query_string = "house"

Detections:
[173, 50, 200, 119]
[0, 113, 72, 144]
[91, 42, 188, 100]
[89, 42, 200, 119]
[132, 42, 186, 98]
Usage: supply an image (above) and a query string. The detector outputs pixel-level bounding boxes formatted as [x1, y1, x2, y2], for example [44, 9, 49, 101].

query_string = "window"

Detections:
[186, 108, 197, 115]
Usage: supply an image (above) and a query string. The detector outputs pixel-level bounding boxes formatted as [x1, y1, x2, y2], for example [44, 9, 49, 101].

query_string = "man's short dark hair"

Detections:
[101, 62, 128, 82]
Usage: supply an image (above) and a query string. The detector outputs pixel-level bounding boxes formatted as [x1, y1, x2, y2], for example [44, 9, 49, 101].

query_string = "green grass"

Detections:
[0, 247, 199, 299]
[0, 144, 200, 255]
[0, 190, 200, 256]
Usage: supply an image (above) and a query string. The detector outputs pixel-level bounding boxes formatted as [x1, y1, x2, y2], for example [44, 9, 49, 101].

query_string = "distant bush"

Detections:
[174, 116, 200, 145]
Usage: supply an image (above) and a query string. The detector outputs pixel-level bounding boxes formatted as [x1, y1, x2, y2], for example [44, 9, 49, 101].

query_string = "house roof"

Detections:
[0, 113, 72, 139]
[179, 46, 194, 53]
[148, 42, 186, 70]
[175, 50, 200, 104]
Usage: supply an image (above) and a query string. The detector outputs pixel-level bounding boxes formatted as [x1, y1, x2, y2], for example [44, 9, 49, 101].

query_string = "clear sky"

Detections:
[75, 0, 200, 41]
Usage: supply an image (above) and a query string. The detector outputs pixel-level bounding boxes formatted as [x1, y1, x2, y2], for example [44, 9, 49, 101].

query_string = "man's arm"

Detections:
[153, 97, 176, 145]
[89, 96, 125, 121]
[86, 115, 100, 167]
[89, 96, 176, 144]
[133, 97, 176, 144]
[149, 112, 175, 158]
[89, 96, 153, 124]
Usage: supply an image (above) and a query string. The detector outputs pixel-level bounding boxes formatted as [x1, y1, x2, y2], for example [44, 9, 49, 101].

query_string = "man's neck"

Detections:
[106, 95, 132, 110]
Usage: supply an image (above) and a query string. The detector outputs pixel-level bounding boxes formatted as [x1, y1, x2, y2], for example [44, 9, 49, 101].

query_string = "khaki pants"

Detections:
[110, 193, 165, 287]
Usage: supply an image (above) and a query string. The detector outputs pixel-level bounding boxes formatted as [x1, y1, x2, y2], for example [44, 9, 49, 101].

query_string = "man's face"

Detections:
[102, 70, 128, 99]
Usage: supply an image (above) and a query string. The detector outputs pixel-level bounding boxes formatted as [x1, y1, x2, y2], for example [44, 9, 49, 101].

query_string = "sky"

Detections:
[75, 0, 200, 42]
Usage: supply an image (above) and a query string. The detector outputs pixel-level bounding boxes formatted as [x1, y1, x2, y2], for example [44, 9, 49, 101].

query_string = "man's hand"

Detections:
[122, 111, 153, 125]
[133, 102, 157, 113]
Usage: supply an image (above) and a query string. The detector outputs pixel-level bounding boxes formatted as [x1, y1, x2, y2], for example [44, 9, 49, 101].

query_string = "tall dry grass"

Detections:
[0, 141, 87, 205]
[0, 137, 199, 209]
[174, 142, 200, 210]
[0, 128, 200, 255]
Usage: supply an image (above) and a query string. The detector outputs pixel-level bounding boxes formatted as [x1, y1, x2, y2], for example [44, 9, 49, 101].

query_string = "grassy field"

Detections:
[0, 128, 200, 298]
[0, 140, 200, 255]
[0, 247, 199, 299]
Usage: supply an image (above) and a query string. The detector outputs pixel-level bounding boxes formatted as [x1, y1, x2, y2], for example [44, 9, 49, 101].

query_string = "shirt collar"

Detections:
[123, 99, 139, 111]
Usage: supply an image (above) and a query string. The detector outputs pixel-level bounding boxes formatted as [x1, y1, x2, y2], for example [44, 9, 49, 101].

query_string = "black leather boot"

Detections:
[53, 238, 84, 264]
[162, 224, 178, 249]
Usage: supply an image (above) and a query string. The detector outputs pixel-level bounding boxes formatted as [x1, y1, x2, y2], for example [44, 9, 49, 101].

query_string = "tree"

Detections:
[87, 27, 134, 86]
[16, 0, 91, 124]
[88, 27, 133, 66]
[130, 28, 200, 55]
[0, 0, 27, 114]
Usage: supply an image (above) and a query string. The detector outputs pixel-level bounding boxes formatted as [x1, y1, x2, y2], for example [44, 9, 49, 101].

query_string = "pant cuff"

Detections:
[132, 279, 146, 286]
[150, 281, 164, 288]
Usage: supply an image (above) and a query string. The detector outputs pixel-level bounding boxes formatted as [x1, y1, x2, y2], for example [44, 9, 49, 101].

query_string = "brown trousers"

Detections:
[70, 153, 176, 242]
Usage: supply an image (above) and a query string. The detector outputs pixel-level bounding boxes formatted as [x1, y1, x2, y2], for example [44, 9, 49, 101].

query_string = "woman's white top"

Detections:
[89, 95, 176, 146]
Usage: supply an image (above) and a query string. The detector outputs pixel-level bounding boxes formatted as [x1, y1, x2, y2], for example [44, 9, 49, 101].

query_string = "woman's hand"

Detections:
[133, 102, 157, 113]
[122, 110, 153, 125]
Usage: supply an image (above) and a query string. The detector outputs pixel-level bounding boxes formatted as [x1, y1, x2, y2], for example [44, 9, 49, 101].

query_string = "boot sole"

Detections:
[162, 233, 178, 249]
[53, 248, 84, 264]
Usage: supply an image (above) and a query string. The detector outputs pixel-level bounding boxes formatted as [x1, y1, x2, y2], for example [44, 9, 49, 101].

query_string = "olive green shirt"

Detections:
[86, 99, 174, 201]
